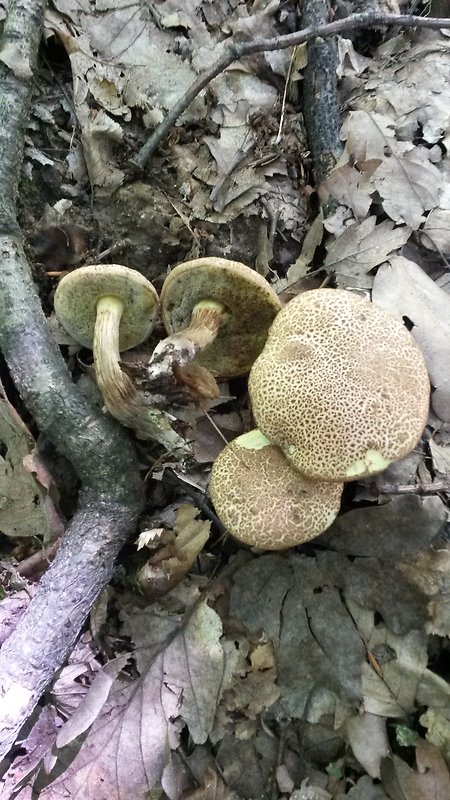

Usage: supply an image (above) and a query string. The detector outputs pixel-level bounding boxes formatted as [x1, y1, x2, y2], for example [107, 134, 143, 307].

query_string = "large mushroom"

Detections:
[54, 264, 189, 453]
[209, 429, 343, 550]
[140, 258, 281, 392]
[248, 288, 430, 482]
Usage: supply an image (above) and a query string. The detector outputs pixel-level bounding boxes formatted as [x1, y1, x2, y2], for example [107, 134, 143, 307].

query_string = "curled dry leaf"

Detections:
[324, 216, 411, 287]
[136, 504, 210, 598]
[381, 739, 450, 800]
[0, 389, 63, 541]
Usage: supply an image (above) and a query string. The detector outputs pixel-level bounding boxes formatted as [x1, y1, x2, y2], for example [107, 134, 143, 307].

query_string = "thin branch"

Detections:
[131, 12, 450, 169]
[376, 479, 450, 496]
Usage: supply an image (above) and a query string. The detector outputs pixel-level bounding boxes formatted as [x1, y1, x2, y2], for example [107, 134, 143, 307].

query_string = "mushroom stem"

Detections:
[137, 299, 227, 396]
[155, 299, 226, 358]
[93, 295, 135, 419]
[174, 299, 227, 349]
[93, 296, 191, 453]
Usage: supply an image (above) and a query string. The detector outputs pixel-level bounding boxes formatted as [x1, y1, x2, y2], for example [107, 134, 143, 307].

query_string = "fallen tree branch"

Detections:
[131, 11, 450, 170]
[0, 0, 144, 759]
[302, 0, 343, 188]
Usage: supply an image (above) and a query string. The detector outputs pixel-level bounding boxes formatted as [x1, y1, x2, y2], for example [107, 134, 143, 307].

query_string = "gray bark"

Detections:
[0, 0, 144, 759]
[301, 0, 344, 188]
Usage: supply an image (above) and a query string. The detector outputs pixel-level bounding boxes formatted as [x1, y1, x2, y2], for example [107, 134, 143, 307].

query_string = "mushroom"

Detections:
[54, 264, 189, 452]
[142, 257, 281, 390]
[209, 429, 343, 550]
[248, 288, 430, 482]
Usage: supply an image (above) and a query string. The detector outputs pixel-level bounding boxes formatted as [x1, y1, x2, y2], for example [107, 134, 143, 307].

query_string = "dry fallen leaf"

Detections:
[136, 504, 210, 598]
[322, 161, 379, 220]
[344, 774, 390, 799]
[346, 711, 390, 779]
[0, 387, 63, 541]
[0, 41, 32, 78]
[358, 39, 450, 146]
[324, 216, 411, 287]
[372, 255, 450, 421]
[421, 205, 450, 255]
[31, 584, 236, 798]
[321, 495, 446, 561]
[357, 610, 428, 717]
[429, 439, 450, 476]
[381, 739, 450, 800]
[182, 766, 238, 800]
[371, 148, 441, 228]
[0, 706, 59, 800]
[420, 709, 450, 768]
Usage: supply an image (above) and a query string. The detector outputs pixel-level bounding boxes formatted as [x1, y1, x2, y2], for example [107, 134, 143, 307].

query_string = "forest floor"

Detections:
[0, 2, 450, 799]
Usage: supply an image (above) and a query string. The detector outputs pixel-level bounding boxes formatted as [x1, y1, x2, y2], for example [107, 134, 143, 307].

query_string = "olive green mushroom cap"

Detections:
[54, 264, 159, 350]
[248, 289, 430, 482]
[160, 258, 281, 376]
[209, 429, 343, 550]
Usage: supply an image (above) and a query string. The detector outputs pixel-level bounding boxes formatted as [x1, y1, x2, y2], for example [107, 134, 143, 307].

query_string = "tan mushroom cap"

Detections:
[160, 258, 281, 376]
[248, 289, 430, 482]
[209, 429, 343, 550]
[54, 264, 159, 350]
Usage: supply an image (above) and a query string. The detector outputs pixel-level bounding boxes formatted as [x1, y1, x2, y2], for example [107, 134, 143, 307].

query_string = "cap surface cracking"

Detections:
[248, 289, 430, 482]
[209, 430, 343, 549]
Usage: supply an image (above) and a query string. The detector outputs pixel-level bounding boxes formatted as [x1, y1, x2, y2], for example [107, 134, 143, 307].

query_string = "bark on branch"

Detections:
[0, 0, 144, 759]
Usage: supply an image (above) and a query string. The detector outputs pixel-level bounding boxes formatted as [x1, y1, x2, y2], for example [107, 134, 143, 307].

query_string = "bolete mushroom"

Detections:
[248, 288, 430, 482]
[54, 264, 189, 452]
[147, 257, 281, 382]
[209, 429, 343, 550]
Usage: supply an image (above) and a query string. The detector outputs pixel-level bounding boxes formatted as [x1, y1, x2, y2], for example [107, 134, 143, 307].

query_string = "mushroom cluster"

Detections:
[210, 288, 430, 551]
[54, 258, 280, 447]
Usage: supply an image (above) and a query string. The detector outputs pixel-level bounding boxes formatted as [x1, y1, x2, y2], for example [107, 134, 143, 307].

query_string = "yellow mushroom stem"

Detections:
[139, 299, 227, 397]
[92, 296, 190, 451]
[93, 295, 137, 422]
[155, 299, 227, 358]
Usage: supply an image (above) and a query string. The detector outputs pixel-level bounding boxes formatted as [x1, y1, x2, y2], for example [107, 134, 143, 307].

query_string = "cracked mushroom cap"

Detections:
[209, 429, 343, 550]
[160, 257, 281, 376]
[248, 289, 430, 482]
[54, 264, 159, 350]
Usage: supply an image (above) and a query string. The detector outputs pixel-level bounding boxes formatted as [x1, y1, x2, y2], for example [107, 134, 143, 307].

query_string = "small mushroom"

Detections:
[146, 257, 281, 386]
[54, 264, 189, 452]
[209, 429, 343, 550]
[248, 288, 430, 482]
